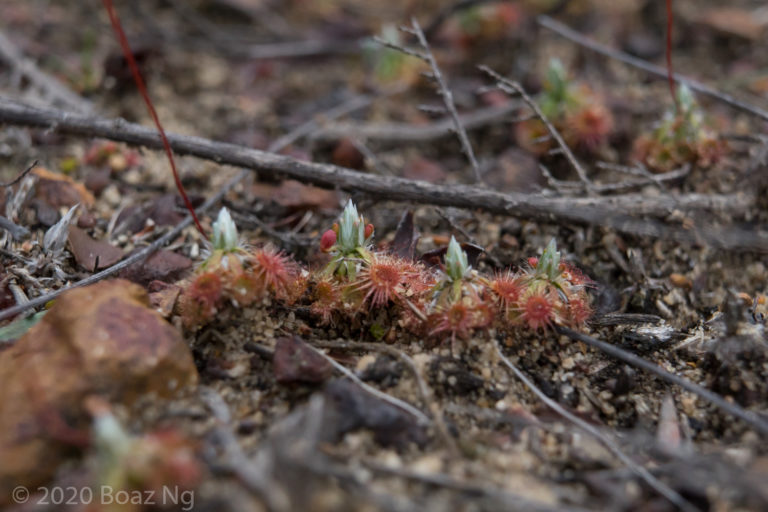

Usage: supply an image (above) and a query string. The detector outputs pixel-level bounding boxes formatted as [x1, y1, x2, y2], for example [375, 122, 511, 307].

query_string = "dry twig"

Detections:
[303, 342, 432, 426]
[199, 386, 277, 508]
[310, 338, 457, 453]
[0, 99, 757, 230]
[480, 65, 595, 193]
[494, 340, 696, 511]
[360, 457, 587, 512]
[0, 94, 374, 321]
[537, 15, 768, 123]
[376, 19, 481, 182]
[312, 102, 519, 143]
[0, 159, 36, 188]
[0, 31, 93, 113]
[555, 326, 768, 436]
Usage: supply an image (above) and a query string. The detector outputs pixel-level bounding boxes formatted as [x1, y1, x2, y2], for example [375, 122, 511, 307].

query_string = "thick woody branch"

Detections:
[0, 98, 764, 251]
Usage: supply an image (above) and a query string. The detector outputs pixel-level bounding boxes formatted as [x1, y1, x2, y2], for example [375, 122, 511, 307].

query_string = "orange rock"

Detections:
[0, 279, 197, 502]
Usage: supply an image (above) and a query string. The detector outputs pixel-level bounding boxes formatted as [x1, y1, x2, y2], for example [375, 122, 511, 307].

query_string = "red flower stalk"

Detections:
[101, 0, 206, 238]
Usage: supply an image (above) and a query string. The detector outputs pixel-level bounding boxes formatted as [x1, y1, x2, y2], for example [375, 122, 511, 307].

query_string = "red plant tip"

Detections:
[320, 229, 337, 252]
[521, 292, 554, 331]
[528, 257, 538, 268]
[252, 247, 296, 298]
[364, 223, 374, 239]
[354, 255, 418, 308]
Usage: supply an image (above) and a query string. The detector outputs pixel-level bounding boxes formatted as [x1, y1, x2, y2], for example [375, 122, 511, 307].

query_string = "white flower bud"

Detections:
[338, 200, 365, 253]
[212, 207, 238, 252]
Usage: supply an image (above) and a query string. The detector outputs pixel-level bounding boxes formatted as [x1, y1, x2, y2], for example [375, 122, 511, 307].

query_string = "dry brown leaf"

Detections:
[67, 225, 124, 271]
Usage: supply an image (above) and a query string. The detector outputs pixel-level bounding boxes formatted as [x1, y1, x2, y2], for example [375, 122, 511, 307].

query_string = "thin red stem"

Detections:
[101, 0, 207, 238]
[665, 0, 678, 110]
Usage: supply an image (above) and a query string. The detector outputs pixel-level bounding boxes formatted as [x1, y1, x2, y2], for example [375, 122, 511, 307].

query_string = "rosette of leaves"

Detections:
[321, 201, 374, 281]
[633, 84, 726, 172]
[516, 59, 613, 153]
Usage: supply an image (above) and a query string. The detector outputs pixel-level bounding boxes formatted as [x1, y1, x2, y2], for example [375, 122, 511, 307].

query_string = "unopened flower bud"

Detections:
[212, 207, 239, 252]
[445, 236, 469, 282]
[320, 229, 337, 252]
